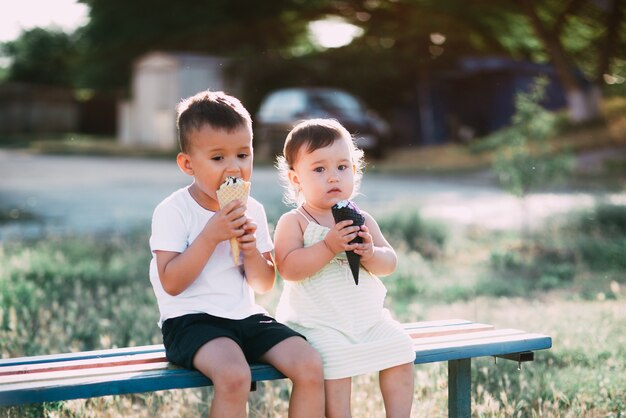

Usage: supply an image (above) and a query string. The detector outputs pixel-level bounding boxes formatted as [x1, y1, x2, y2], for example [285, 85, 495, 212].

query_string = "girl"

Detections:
[274, 119, 415, 418]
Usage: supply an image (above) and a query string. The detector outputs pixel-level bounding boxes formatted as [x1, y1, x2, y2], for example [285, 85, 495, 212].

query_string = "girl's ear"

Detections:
[176, 152, 194, 176]
[287, 169, 301, 191]
[352, 163, 357, 174]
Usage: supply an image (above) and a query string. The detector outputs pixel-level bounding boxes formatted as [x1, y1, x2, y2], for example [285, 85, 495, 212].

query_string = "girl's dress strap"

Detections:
[296, 207, 313, 224]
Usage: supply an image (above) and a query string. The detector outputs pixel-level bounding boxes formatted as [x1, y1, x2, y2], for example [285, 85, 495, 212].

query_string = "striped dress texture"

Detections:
[276, 217, 415, 380]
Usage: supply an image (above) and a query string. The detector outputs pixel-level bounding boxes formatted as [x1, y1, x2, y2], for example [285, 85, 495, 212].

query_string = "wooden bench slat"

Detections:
[401, 319, 473, 330]
[412, 328, 528, 345]
[0, 352, 168, 377]
[412, 332, 552, 364]
[407, 323, 495, 338]
[0, 363, 285, 406]
[0, 344, 165, 367]
[1, 361, 173, 385]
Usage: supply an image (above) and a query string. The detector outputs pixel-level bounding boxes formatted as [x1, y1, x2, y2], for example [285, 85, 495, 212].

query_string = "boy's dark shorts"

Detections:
[162, 312, 305, 370]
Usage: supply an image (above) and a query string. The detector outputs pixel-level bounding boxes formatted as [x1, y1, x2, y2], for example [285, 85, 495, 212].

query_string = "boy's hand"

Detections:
[238, 219, 258, 256]
[201, 199, 247, 244]
[322, 220, 361, 255]
[353, 225, 375, 261]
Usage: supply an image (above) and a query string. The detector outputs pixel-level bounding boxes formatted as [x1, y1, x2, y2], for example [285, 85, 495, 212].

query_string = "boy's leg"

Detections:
[259, 336, 325, 418]
[324, 377, 352, 418]
[379, 362, 414, 418]
[193, 337, 252, 418]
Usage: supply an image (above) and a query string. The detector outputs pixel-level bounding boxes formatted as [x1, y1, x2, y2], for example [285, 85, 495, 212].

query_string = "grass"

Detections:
[1, 203, 625, 417]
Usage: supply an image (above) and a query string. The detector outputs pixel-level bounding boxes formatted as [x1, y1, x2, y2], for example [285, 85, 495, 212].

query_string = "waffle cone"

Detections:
[216, 179, 251, 264]
[331, 200, 365, 285]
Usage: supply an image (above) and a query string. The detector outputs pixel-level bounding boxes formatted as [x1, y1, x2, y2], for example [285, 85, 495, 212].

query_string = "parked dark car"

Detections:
[255, 87, 391, 159]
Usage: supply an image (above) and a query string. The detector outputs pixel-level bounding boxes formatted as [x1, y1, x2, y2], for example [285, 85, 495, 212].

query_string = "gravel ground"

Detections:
[1, 149, 624, 240]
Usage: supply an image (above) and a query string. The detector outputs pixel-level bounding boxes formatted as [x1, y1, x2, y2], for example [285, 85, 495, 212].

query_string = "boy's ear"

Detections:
[176, 152, 194, 176]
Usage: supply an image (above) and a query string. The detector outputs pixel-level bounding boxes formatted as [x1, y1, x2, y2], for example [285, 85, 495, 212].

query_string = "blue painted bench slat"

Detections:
[0, 319, 552, 418]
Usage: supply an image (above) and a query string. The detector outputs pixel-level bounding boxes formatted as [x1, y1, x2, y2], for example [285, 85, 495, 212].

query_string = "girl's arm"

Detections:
[274, 211, 360, 281]
[354, 211, 397, 277]
[274, 212, 333, 281]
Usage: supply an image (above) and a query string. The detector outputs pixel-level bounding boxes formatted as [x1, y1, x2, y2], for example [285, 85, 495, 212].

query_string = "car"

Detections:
[254, 87, 391, 159]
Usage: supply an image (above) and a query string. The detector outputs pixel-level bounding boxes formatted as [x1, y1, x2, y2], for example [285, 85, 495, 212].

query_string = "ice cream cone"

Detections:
[216, 176, 251, 265]
[331, 200, 365, 285]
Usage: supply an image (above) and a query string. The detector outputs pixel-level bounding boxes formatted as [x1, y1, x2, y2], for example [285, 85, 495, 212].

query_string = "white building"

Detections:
[118, 52, 238, 149]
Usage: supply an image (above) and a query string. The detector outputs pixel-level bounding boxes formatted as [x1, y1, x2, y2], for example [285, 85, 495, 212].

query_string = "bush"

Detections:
[0, 231, 160, 358]
[577, 203, 626, 237]
[377, 211, 447, 259]
[483, 245, 577, 296]
[471, 77, 573, 199]
[572, 204, 626, 272]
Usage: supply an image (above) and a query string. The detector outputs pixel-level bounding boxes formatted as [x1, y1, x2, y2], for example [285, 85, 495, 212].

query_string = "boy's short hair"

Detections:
[276, 118, 365, 206]
[176, 90, 252, 153]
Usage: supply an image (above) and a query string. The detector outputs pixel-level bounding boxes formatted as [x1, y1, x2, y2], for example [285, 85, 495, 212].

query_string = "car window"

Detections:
[258, 91, 307, 122]
[311, 91, 362, 118]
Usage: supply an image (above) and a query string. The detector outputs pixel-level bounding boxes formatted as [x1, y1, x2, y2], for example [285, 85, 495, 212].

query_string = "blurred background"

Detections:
[1, 0, 625, 417]
[1, 0, 624, 152]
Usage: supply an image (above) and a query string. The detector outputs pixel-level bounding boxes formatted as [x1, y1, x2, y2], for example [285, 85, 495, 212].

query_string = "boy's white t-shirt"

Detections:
[149, 186, 273, 327]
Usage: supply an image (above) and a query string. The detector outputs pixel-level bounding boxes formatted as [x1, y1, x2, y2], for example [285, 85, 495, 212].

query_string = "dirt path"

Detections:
[1, 149, 624, 239]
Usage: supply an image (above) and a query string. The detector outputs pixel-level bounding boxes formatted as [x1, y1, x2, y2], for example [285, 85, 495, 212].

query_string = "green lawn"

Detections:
[1, 202, 625, 417]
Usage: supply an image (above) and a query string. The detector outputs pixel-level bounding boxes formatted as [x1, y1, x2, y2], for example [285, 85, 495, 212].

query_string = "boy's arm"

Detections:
[242, 248, 275, 294]
[274, 211, 360, 281]
[238, 219, 275, 293]
[354, 211, 397, 277]
[156, 200, 247, 296]
[237, 203, 276, 294]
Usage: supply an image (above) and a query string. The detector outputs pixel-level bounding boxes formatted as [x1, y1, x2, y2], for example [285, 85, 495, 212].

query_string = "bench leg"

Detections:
[448, 358, 471, 418]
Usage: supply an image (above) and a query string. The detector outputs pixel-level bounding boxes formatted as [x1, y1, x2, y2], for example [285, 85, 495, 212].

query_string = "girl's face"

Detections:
[289, 137, 355, 211]
[177, 124, 253, 211]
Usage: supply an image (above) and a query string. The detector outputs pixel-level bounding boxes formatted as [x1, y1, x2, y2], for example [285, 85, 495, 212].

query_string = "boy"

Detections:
[149, 90, 324, 418]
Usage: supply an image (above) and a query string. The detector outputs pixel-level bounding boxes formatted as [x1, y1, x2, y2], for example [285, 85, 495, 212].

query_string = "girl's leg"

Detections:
[379, 362, 414, 418]
[324, 378, 352, 418]
[193, 337, 251, 418]
[260, 336, 325, 418]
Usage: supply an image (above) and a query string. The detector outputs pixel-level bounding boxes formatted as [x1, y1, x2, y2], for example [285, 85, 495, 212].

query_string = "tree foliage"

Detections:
[75, 0, 327, 91]
[2, 1, 623, 124]
[479, 77, 573, 198]
[1, 28, 78, 86]
[473, 77, 574, 238]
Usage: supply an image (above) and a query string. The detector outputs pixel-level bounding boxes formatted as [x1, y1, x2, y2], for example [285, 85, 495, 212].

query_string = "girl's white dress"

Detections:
[275, 211, 416, 379]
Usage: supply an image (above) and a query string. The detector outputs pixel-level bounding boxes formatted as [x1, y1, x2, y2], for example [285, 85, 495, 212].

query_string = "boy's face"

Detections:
[177, 124, 253, 211]
[289, 137, 355, 211]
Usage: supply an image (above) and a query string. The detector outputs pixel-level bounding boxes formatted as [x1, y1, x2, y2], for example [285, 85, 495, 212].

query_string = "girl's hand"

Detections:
[238, 219, 258, 256]
[353, 225, 375, 261]
[323, 220, 361, 255]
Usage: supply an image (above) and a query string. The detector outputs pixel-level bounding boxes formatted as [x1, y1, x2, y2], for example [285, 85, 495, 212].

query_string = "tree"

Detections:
[45, 0, 623, 129]
[1, 28, 78, 87]
[518, 0, 625, 122]
[478, 77, 573, 238]
[318, 0, 625, 123]
[75, 0, 327, 91]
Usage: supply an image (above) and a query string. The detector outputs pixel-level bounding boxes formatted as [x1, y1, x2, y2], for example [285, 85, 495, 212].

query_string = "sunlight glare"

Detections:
[309, 18, 364, 49]
[430, 32, 446, 45]
[0, 0, 88, 42]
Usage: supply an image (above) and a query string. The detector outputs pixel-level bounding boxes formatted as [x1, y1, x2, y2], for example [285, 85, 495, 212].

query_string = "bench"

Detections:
[0, 318, 551, 417]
